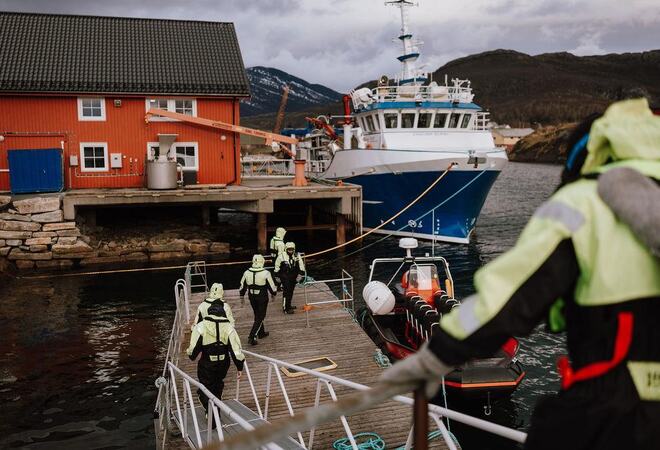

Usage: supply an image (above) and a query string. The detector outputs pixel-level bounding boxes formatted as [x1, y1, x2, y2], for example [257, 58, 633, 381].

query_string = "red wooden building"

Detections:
[0, 12, 251, 192]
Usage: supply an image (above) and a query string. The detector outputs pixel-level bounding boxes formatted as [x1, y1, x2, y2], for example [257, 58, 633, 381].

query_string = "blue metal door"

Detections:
[8, 148, 64, 194]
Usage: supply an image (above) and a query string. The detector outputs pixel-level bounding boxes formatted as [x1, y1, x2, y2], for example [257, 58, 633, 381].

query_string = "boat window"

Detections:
[460, 114, 472, 128]
[417, 113, 432, 128]
[408, 265, 439, 291]
[371, 114, 380, 130]
[365, 116, 376, 132]
[401, 112, 416, 128]
[433, 113, 448, 128]
[448, 113, 461, 128]
[384, 113, 399, 129]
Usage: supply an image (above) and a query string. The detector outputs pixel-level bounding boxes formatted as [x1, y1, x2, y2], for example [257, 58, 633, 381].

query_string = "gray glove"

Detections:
[379, 343, 453, 398]
[598, 167, 660, 257]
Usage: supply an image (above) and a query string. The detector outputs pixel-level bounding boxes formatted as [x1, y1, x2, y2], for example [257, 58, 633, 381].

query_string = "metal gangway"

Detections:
[154, 272, 527, 450]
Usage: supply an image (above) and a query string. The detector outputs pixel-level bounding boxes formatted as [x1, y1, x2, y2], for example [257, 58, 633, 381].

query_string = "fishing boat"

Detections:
[291, 0, 507, 243]
[358, 238, 525, 402]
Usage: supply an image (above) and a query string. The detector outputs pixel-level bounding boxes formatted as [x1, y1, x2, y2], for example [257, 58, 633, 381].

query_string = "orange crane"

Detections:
[273, 85, 290, 134]
[145, 108, 298, 146]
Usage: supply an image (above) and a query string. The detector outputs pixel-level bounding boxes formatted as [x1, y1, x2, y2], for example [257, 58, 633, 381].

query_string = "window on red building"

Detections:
[146, 98, 197, 121]
[78, 98, 106, 121]
[80, 143, 108, 172]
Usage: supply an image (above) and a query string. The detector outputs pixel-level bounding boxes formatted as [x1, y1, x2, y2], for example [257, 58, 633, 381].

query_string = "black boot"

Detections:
[257, 330, 270, 339]
[248, 336, 258, 346]
[284, 308, 295, 315]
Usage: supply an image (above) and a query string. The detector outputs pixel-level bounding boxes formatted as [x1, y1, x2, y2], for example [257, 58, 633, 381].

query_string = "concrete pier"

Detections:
[62, 182, 362, 251]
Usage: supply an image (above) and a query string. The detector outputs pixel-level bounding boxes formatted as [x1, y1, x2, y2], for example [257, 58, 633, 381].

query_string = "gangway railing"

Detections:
[155, 271, 528, 450]
[154, 278, 192, 448]
[301, 269, 354, 327]
[185, 261, 209, 300]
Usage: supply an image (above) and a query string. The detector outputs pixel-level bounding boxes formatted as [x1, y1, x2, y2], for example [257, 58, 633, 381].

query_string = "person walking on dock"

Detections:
[270, 227, 287, 260]
[240, 254, 277, 346]
[274, 241, 306, 314]
[270, 227, 287, 291]
[186, 302, 244, 415]
[381, 98, 660, 450]
[193, 282, 234, 327]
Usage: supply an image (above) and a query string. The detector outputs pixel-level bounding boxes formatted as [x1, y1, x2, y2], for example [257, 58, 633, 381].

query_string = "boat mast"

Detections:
[387, 0, 423, 85]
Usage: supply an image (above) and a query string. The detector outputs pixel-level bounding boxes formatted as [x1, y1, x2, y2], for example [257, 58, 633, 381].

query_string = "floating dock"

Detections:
[156, 265, 449, 450]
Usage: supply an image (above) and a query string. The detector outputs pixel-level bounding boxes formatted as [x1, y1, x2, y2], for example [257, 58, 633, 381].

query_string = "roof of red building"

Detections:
[0, 12, 251, 97]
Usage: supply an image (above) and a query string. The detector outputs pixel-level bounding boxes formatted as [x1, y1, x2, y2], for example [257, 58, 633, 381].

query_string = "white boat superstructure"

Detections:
[291, 0, 508, 243]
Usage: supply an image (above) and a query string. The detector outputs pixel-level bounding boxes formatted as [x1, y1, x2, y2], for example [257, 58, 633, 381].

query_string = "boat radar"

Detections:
[399, 237, 418, 259]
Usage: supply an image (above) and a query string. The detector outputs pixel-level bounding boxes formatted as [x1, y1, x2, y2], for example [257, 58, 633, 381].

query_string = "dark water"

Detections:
[0, 162, 563, 449]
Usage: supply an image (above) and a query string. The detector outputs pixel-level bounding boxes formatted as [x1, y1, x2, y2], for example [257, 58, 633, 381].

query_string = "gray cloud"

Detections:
[1, 0, 658, 91]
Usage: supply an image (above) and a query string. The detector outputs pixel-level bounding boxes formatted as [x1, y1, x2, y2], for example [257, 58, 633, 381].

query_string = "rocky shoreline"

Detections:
[506, 123, 574, 164]
[0, 195, 231, 273]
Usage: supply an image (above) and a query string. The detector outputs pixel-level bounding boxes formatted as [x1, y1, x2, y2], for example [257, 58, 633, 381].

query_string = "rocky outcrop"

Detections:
[0, 195, 232, 272]
[507, 123, 575, 163]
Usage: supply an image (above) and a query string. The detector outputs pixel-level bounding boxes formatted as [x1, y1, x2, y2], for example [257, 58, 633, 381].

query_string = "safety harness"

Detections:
[202, 316, 231, 362]
[247, 269, 266, 296]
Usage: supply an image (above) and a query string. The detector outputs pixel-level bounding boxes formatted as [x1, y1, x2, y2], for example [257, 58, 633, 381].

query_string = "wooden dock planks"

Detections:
[165, 283, 448, 450]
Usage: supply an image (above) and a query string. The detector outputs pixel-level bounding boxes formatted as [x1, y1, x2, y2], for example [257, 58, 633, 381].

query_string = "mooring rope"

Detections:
[18, 164, 454, 280]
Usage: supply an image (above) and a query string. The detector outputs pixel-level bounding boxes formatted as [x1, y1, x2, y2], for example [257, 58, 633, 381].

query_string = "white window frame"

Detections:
[383, 111, 400, 129]
[371, 113, 380, 130]
[147, 141, 199, 171]
[145, 98, 197, 121]
[79, 142, 109, 172]
[460, 113, 473, 129]
[77, 97, 106, 121]
[173, 142, 199, 171]
[434, 111, 449, 128]
[416, 111, 434, 128]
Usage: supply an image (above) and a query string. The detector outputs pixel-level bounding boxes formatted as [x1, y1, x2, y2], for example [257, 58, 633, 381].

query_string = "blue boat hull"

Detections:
[351, 170, 500, 243]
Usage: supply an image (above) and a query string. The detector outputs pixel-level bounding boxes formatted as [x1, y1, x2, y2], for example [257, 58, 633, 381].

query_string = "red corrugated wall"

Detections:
[0, 95, 242, 191]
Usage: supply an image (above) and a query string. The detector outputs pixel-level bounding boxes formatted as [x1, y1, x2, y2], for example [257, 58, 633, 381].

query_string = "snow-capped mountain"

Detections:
[241, 66, 343, 117]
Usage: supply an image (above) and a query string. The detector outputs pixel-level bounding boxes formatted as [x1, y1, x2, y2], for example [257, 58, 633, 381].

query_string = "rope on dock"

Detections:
[18, 165, 453, 280]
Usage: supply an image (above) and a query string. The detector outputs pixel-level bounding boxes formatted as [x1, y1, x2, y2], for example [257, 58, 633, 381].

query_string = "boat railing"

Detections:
[301, 269, 354, 327]
[352, 83, 475, 110]
[241, 158, 293, 177]
[475, 111, 490, 131]
[304, 159, 330, 174]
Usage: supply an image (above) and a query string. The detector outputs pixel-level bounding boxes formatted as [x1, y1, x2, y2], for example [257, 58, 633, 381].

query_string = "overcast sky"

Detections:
[2, 0, 659, 92]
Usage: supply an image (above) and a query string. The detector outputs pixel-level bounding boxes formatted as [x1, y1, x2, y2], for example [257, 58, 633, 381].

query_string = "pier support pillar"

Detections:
[81, 208, 96, 227]
[201, 205, 211, 227]
[306, 205, 314, 240]
[257, 213, 267, 253]
[336, 213, 346, 246]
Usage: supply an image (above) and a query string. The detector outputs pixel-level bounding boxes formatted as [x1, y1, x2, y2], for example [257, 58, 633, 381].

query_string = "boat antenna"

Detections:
[386, 0, 424, 85]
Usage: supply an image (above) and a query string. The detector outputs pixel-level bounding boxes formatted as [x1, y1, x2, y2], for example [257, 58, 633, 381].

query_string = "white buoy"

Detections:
[363, 281, 395, 315]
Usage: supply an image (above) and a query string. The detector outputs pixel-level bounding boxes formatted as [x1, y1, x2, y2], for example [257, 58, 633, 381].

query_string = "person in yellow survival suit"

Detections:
[187, 302, 245, 415]
[381, 98, 660, 450]
[192, 282, 235, 328]
[240, 254, 277, 346]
